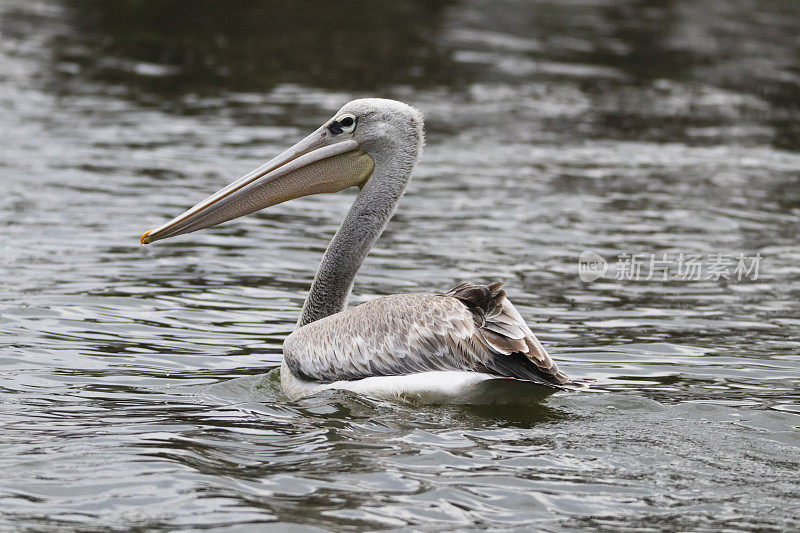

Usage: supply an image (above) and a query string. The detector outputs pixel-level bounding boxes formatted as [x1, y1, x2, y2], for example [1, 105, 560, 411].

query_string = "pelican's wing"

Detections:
[283, 282, 583, 388]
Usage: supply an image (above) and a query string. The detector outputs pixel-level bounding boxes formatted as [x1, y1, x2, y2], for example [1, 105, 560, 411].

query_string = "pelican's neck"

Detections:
[297, 156, 416, 327]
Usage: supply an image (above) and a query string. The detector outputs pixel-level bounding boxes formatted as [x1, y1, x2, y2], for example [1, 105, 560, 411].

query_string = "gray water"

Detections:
[2, 0, 799, 530]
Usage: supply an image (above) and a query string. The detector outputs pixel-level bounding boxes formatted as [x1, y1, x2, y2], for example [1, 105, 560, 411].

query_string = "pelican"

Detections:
[141, 98, 590, 404]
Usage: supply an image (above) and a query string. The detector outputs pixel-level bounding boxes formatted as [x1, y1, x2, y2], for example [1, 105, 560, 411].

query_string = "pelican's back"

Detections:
[283, 282, 581, 390]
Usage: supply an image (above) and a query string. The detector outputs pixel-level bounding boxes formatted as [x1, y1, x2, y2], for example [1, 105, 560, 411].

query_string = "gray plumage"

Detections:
[285, 99, 586, 394]
[285, 282, 580, 388]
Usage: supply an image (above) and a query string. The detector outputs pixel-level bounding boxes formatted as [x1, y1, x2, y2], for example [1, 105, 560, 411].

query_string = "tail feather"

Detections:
[445, 281, 589, 388]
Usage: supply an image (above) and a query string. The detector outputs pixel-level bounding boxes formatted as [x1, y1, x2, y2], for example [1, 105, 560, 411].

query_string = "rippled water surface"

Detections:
[2, 0, 800, 530]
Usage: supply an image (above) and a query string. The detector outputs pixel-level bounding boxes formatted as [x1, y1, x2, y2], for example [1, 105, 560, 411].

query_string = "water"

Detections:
[2, 0, 799, 530]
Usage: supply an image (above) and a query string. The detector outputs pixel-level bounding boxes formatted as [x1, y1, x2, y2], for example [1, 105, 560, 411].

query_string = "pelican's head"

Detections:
[140, 98, 424, 245]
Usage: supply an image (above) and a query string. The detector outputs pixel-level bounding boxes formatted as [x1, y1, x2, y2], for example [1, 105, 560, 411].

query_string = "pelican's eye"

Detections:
[328, 114, 357, 135]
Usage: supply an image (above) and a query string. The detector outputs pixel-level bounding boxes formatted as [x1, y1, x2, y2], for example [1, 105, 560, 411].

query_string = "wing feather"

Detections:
[283, 282, 585, 387]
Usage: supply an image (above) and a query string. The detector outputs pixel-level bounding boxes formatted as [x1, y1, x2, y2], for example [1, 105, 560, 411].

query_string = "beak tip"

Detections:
[140, 230, 153, 245]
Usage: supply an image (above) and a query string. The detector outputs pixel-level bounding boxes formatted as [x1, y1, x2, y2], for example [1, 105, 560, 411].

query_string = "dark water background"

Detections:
[2, 0, 799, 530]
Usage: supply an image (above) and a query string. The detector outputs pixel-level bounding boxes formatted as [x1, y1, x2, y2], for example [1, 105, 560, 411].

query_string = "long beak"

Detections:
[140, 127, 374, 244]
